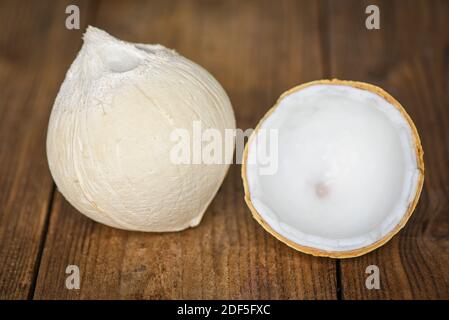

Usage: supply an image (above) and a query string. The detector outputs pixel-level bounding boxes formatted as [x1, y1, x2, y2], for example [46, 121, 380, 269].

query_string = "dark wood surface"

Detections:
[0, 0, 448, 299]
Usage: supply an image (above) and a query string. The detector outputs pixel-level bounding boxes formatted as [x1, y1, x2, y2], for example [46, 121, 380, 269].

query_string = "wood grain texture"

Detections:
[33, 0, 337, 299]
[325, 0, 449, 299]
[0, 0, 94, 299]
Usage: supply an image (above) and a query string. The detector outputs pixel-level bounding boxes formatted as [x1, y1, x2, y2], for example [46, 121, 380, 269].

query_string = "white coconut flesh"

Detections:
[245, 84, 421, 253]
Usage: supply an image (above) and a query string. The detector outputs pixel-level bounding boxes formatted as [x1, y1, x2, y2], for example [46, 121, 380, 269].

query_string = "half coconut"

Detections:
[242, 80, 424, 258]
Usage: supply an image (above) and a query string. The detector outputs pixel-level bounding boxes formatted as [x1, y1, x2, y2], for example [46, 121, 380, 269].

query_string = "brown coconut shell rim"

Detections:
[241, 79, 425, 259]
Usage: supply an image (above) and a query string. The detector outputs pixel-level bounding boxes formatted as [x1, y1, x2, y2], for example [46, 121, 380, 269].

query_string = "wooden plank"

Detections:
[34, 0, 337, 299]
[326, 0, 449, 299]
[0, 0, 95, 299]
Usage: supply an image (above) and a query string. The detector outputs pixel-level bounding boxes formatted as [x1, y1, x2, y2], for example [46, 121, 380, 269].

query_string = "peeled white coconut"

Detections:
[47, 26, 235, 232]
[242, 80, 424, 258]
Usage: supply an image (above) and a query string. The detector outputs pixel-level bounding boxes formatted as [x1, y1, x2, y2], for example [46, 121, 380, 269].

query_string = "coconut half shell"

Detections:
[242, 79, 424, 258]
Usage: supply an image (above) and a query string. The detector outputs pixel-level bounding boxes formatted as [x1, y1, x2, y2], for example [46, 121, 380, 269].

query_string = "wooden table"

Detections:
[1, 0, 448, 300]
